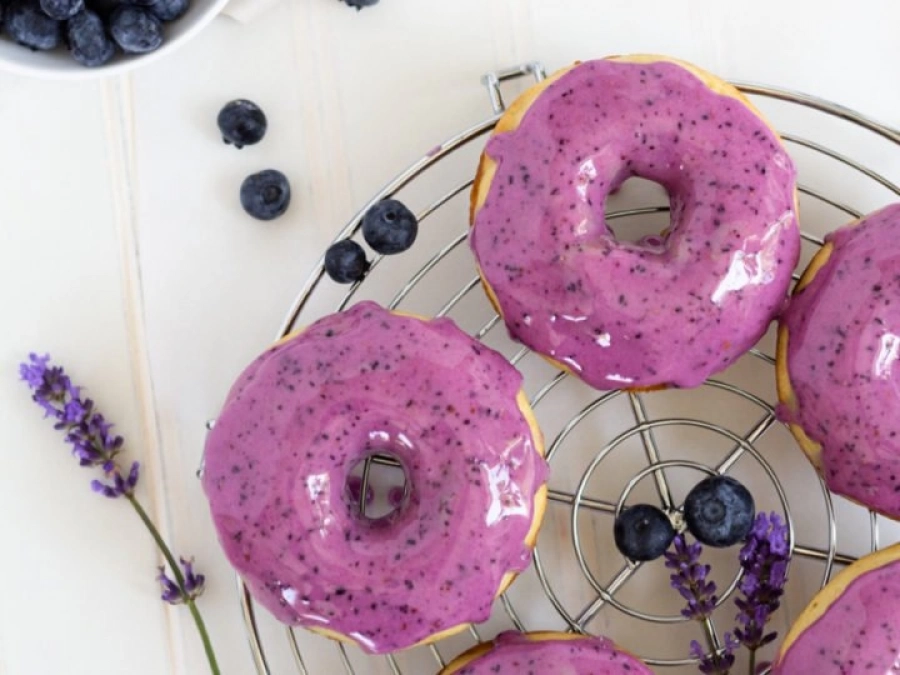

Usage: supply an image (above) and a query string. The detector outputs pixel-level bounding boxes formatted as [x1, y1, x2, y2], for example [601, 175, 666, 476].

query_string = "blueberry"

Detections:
[39, 0, 82, 20]
[66, 9, 114, 67]
[217, 99, 267, 149]
[109, 5, 162, 54]
[325, 240, 369, 284]
[613, 504, 675, 562]
[148, 0, 189, 22]
[240, 170, 291, 221]
[684, 476, 755, 547]
[4, 1, 62, 51]
[361, 199, 418, 255]
[341, 0, 379, 9]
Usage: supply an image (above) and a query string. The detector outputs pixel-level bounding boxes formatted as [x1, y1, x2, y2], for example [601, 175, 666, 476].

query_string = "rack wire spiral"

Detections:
[233, 61, 900, 674]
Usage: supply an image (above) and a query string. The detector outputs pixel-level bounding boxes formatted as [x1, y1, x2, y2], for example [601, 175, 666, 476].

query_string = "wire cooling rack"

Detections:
[233, 61, 900, 674]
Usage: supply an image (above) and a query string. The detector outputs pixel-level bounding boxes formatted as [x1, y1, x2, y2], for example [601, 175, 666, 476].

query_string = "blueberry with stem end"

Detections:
[4, 1, 62, 51]
[324, 240, 369, 284]
[217, 99, 267, 149]
[109, 5, 163, 54]
[240, 170, 291, 221]
[684, 475, 755, 547]
[39, 0, 82, 20]
[362, 199, 418, 255]
[66, 9, 114, 67]
[614, 503, 676, 562]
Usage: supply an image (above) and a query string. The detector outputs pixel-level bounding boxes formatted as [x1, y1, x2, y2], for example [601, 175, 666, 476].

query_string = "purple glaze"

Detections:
[202, 302, 547, 654]
[772, 556, 900, 674]
[780, 204, 900, 518]
[470, 58, 800, 390]
[453, 631, 653, 674]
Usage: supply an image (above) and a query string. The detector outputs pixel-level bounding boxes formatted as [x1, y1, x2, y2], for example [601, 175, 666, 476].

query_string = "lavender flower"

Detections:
[20, 353, 124, 473]
[158, 568, 183, 604]
[20, 354, 220, 674]
[733, 512, 790, 651]
[159, 558, 206, 604]
[691, 634, 738, 675]
[667, 511, 790, 675]
[667, 534, 734, 673]
[665, 533, 719, 620]
[92, 462, 141, 498]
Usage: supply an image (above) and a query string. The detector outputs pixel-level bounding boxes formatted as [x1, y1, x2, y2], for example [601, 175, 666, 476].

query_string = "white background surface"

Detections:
[1, 1, 899, 674]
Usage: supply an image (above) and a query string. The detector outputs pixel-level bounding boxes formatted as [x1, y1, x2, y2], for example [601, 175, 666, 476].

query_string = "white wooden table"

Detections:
[1, 1, 899, 673]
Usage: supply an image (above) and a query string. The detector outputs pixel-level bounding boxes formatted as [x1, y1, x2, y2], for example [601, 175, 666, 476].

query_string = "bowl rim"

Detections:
[0, 0, 232, 80]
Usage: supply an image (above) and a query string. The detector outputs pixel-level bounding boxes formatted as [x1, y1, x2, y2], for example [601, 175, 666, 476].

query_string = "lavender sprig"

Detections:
[665, 534, 734, 673]
[734, 512, 790, 672]
[20, 353, 220, 675]
[20, 353, 124, 470]
[667, 512, 790, 675]
[665, 534, 718, 620]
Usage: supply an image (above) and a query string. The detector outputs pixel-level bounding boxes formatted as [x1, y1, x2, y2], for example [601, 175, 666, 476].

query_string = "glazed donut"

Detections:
[772, 543, 900, 674]
[201, 301, 548, 654]
[470, 55, 800, 390]
[438, 631, 653, 674]
[777, 204, 900, 518]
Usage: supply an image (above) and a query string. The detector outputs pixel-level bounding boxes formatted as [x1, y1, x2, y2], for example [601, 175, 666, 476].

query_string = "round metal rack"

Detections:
[234, 61, 900, 674]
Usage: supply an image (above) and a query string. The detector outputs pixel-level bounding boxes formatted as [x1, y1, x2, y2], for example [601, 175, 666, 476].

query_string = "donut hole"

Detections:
[344, 452, 410, 521]
[604, 176, 672, 246]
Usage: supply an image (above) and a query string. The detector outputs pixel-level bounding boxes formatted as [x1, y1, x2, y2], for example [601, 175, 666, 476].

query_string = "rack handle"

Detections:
[481, 61, 546, 114]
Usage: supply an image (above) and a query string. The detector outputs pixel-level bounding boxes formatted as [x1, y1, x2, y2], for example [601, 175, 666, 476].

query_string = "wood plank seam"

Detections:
[286, 1, 354, 237]
[101, 74, 186, 675]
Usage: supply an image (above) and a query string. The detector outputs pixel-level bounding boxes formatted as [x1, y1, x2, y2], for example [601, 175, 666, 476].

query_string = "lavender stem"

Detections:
[20, 354, 220, 675]
[127, 495, 221, 675]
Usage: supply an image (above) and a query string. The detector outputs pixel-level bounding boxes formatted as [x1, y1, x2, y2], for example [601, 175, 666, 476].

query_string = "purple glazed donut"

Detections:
[439, 631, 653, 675]
[772, 544, 900, 674]
[470, 55, 800, 390]
[202, 302, 548, 654]
[777, 204, 900, 518]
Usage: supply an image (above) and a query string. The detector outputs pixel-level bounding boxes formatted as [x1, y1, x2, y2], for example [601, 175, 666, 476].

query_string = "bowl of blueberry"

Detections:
[0, 0, 230, 76]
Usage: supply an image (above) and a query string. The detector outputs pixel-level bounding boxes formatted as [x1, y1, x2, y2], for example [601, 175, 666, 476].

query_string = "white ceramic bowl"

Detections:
[0, 0, 231, 79]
